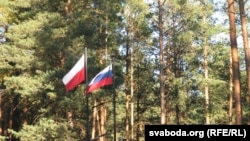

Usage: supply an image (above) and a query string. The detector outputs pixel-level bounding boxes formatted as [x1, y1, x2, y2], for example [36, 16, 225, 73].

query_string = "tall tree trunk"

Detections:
[130, 46, 134, 141]
[94, 99, 106, 141]
[202, 3, 210, 124]
[136, 65, 141, 141]
[165, 39, 171, 124]
[22, 100, 28, 125]
[91, 100, 97, 139]
[227, 0, 242, 125]
[100, 99, 106, 141]
[136, 85, 139, 141]
[158, 0, 165, 125]
[97, 105, 101, 140]
[174, 51, 180, 124]
[125, 27, 130, 141]
[238, 0, 250, 103]
[125, 94, 130, 141]
[229, 52, 233, 125]
[203, 36, 210, 125]
[8, 107, 13, 141]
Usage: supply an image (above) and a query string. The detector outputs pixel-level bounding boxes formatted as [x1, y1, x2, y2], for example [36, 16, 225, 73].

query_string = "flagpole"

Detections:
[111, 55, 116, 141]
[85, 46, 91, 141]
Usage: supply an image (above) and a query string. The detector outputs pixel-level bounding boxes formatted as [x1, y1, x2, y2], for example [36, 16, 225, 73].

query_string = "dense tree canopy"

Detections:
[0, 0, 249, 141]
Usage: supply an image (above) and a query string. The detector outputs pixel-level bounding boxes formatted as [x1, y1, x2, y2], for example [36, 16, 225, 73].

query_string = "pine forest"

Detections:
[0, 0, 250, 141]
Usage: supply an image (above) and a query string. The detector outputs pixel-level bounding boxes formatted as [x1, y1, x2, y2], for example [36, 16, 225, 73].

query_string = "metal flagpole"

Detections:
[84, 46, 91, 141]
[111, 55, 116, 141]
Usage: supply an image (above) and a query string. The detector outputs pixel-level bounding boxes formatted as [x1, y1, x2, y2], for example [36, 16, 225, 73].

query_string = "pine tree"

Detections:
[227, 0, 242, 124]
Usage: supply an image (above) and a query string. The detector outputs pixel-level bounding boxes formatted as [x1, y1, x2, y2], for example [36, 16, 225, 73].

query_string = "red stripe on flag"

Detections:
[86, 77, 112, 93]
[65, 69, 85, 92]
[62, 54, 85, 92]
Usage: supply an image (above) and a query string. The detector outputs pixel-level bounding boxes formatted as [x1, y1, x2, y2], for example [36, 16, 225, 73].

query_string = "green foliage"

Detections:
[0, 136, 7, 141]
[8, 118, 75, 141]
[0, 0, 249, 140]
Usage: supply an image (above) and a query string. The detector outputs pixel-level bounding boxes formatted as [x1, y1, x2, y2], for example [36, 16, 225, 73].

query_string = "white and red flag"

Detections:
[62, 54, 85, 92]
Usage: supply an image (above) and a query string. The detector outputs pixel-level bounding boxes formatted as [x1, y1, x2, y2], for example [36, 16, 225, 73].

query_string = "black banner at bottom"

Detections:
[145, 125, 250, 140]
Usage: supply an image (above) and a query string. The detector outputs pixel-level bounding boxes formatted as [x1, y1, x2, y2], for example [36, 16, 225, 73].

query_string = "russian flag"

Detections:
[86, 64, 113, 94]
[62, 54, 85, 92]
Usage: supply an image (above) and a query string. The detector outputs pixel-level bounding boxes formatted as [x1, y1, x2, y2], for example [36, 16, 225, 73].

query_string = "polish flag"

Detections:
[62, 54, 85, 92]
[86, 64, 112, 94]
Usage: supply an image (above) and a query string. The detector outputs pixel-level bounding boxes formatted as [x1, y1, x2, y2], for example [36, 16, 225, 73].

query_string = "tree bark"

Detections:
[238, 0, 250, 102]
[125, 26, 130, 141]
[91, 100, 97, 139]
[100, 99, 106, 141]
[8, 107, 13, 141]
[229, 52, 233, 125]
[165, 37, 171, 124]
[158, 0, 166, 125]
[227, 0, 242, 125]
[130, 46, 134, 141]
[202, 2, 210, 124]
